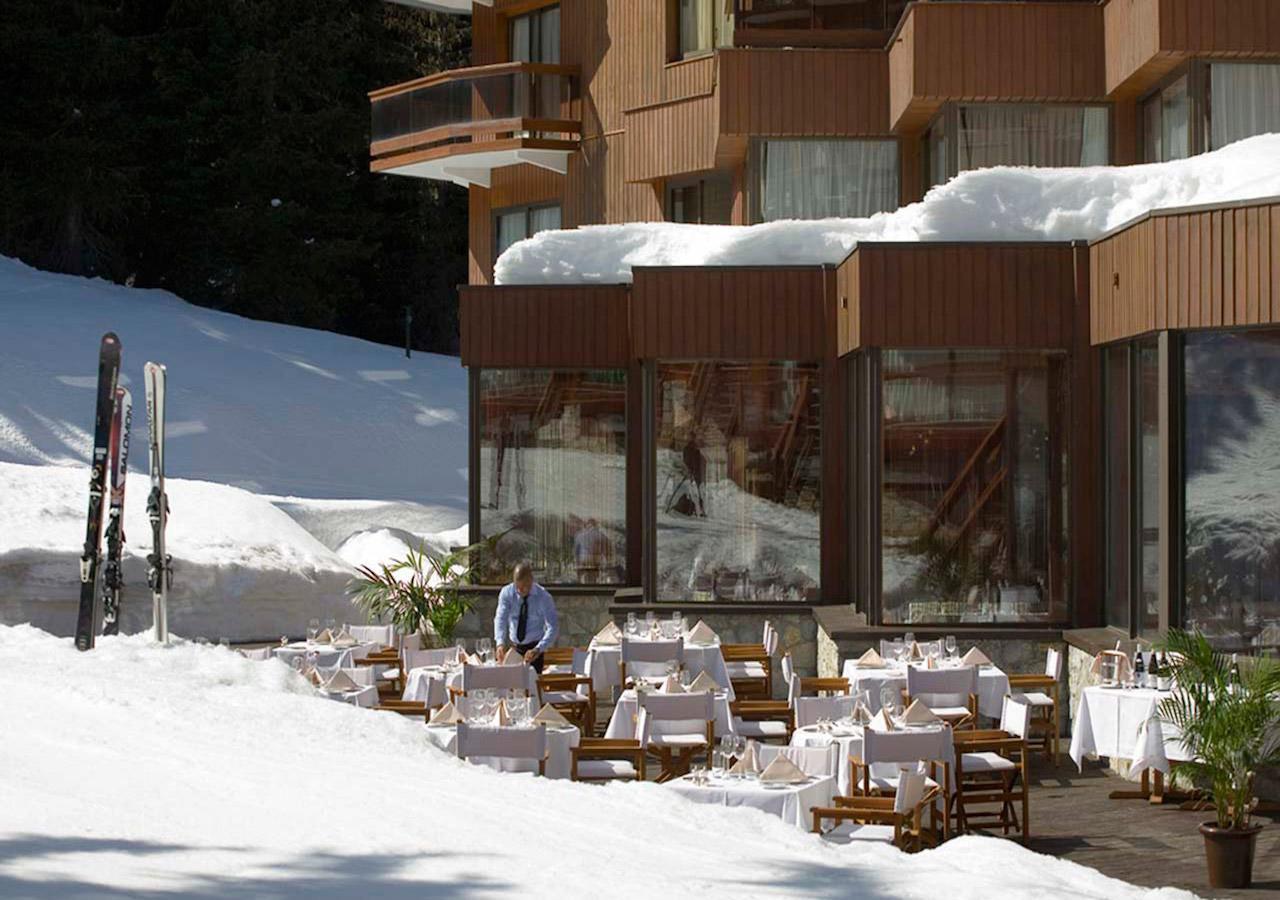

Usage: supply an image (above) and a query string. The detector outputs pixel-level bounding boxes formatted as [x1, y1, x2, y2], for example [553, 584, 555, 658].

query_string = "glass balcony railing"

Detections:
[732, 0, 911, 34]
[369, 61, 579, 151]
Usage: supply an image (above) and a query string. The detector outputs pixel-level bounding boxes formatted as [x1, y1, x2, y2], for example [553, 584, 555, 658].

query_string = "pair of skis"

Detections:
[74, 333, 171, 651]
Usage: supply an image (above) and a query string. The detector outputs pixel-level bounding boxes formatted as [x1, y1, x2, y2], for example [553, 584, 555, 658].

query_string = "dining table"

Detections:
[841, 658, 1011, 719]
[401, 663, 541, 706]
[423, 722, 580, 779]
[587, 636, 735, 700]
[603, 687, 736, 740]
[789, 720, 956, 796]
[273, 641, 365, 671]
[665, 771, 835, 830]
[1069, 684, 1192, 801]
[320, 684, 380, 708]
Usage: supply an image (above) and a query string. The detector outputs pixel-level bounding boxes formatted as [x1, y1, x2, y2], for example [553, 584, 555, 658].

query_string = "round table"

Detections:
[840, 659, 1010, 719]
[587, 640, 734, 700]
[423, 722, 579, 779]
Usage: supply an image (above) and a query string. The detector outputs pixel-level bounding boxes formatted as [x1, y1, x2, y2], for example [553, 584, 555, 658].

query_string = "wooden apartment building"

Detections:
[371, 0, 1280, 658]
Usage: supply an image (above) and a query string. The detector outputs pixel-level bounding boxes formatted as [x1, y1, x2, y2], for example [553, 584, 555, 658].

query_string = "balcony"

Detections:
[369, 61, 580, 188]
[733, 0, 910, 48]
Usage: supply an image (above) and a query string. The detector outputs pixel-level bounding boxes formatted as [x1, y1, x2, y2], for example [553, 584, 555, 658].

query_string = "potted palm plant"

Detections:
[1158, 630, 1280, 889]
[346, 539, 492, 647]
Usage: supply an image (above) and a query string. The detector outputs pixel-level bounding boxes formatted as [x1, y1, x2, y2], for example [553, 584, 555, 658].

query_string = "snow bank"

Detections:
[0, 624, 1197, 900]
[495, 134, 1280, 284]
[0, 255, 468, 503]
[0, 462, 358, 641]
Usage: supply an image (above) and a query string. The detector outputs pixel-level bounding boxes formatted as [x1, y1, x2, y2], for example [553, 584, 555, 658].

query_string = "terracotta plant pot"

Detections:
[1199, 821, 1264, 889]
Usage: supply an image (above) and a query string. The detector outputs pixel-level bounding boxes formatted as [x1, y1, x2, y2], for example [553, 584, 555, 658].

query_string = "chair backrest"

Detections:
[1045, 647, 1063, 681]
[1000, 694, 1033, 739]
[780, 652, 794, 687]
[758, 743, 838, 778]
[350, 643, 372, 662]
[400, 633, 423, 654]
[786, 673, 801, 709]
[762, 619, 773, 649]
[455, 723, 547, 762]
[405, 647, 459, 670]
[348, 625, 394, 647]
[240, 647, 274, 661]
[863, 727, 946, 770]
[894, 764, 929, 814]
[637, 690, 715, 722]
[460, 663, 531, 694]
[906, 666, 978, 708]
[621, 637, 683, 680]
[794, 695, 856, 729]
[765, 627, 780, 658]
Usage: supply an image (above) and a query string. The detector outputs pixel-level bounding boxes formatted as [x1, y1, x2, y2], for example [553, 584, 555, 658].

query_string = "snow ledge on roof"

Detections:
[494, 133, 1280, 285]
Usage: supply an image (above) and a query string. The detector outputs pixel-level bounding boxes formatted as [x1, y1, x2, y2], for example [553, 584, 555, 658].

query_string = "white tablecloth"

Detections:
[604, 689, 736, 740]
[666, 773, 835, 830]
[588, 641, 734, 700]
[423, 723, 579, 779]
[402, 665, 539, 706]
[841, 660, 1010, 719]
[273, 643, 360, 670]
[790, 723, 956, 796]
[1069, 686, 1192, 781]
[321, 685, 379, 708]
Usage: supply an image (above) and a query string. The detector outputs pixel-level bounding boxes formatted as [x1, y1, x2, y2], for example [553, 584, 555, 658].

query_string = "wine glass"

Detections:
[945, 635, 957, 660]
[324, 618, 337, 640]
[307, 619, 319, 645]
[478, 637, 493, 664]
[454, 638, 467, 663]
[879, 684, 898, 719]
[626, 611, 637, 635]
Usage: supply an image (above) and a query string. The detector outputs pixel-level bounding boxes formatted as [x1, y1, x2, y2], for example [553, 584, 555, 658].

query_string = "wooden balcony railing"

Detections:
[369, 61, 580, 162]
[733, 0, 909, 33]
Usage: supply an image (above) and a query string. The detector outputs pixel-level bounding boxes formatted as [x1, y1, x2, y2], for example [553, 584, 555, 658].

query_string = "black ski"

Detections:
[144, 362, 171, 643]
[75, 333, 122, 651]
[100, 386, 132, 637]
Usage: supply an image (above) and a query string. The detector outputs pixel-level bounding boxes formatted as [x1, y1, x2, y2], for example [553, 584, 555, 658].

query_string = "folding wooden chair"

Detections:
[812, 765, 940, 851]
[852, 726, 952, 842]
[799, 676, 850, 696]
[1008, 647, 1062, 763]
[620, 637, 684, 687]
[905, 665, 978, 729]
[456, 723, 548, 776]
[571, 739, 646, 782]
[538, 658, 596, 736]
[730, 656, 798, 743]
[450, 662, 532, 701]
[723, 620, 778, 699]
[637, 690, 715, 782]
[951, 694, 1032, 841]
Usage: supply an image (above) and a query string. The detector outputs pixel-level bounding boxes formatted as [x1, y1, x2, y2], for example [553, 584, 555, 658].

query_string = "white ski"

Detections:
[144, 362, 171, 643]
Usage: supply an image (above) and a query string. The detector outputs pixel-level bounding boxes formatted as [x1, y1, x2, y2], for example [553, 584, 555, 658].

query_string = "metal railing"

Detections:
[370, 61, 579, 150]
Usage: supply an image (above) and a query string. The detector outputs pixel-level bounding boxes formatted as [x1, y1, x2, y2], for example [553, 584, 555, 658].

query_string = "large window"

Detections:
[1142, 73, 1191, 163]
[754, 139, 898, 221]
[1104, 345, 1132, 631]
[478, 369, 627, 584]
[1137, 339, 1161, 636]
[509, 5, 559, 63]
[495, 205, 561, 261]
[1208, 62, 1280, 151]
[677, 0, 733, 59]
[927, 103, 1109, 188]
[667, 172, 734, 224]
[1184, 330, 1280, 653]
[655, 361, 821, 601]
[880, 351, 1068, 624]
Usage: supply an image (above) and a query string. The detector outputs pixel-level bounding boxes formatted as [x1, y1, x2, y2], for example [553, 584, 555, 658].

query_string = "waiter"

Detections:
[495, 561, 558, 673]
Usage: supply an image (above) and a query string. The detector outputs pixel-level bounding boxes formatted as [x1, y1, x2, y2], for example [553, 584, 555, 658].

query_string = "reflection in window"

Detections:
[954, 104, 1109, 173]
[478, 369, 626, 584]
[667, 172, 735, 224]
[1103, 345, 1132, 631]
[1184, 331, 1280, 654]
[1142, 74, 1190, 163]
[1209, 63, 1280, 151]
[755, 139, 898, 221]
[496, 205, 561, 260]
[678, 0, 733, 58]
[1137, 339, 1161, 636]
[925, 116, 948, 190]
[881, 351, 1068, 624]
[655, 361, 821, 601]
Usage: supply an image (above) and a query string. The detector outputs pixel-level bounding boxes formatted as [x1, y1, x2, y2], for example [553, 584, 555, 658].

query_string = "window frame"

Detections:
[505, 3, 561, 64]
[747, 135, 901, 224]
[492, 201, 562, 268]
[665, 171, 735, 224]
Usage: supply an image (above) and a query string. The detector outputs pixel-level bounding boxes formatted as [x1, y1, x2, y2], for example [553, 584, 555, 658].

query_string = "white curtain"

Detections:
[956, 104, 1110, 172]
[1210, 63, 1280, 149]
[759, 139, 898, 221]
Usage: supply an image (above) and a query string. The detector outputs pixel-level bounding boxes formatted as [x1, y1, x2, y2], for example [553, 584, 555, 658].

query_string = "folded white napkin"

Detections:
[313, 628, 333, 645]
[961, 647, 992, 667]
[502, 648, 526, 665]
[686, 671, 720, 693]
[908, 641, 924, 661]
[593, 621, 622, 646]
[686, 620, 718, 644]
[729, 741, 761, 775]
[855, 647, 885, 668]
[759, 754, 807, 784]
[532, 703, 571, 727]
[901, 698, 941, 725]
[307, 668, 324, 687]
[660, 674, 685, 693]
[322, 669, 359, 693]
[330, 628, 357, 649]
[495, 699, 511, 726]
[869, 708, 896, 732]
[429, 701, 463, 725]
[851, 698, 873, 725]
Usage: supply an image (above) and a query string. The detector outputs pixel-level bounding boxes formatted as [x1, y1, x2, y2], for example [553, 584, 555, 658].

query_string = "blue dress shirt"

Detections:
[494, 582, 558, 653]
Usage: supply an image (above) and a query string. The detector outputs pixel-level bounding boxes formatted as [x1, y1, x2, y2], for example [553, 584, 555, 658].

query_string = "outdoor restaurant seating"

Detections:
[620, 637, 684, 686]
[811, 765, 939, 851]
[1008, 647, 1063, 763]
[800, 675, 850, 696]
[456, 721, 548, 776]
[905, 665, 978, 729]
[453, 662, 533, 700]
[952, 694, 1032, 840]
[852, 725, 952, 841]
[722, 620, 779, 699]
[729, 652, 796, 742]
[637, 690, 716, 782]
[794, 694, 857, 730]
[537, 662, 595, 736]
[571, 738, 646, 782]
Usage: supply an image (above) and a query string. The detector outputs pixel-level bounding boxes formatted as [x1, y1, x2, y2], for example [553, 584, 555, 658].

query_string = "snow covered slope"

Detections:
[495, 134, 1280, 284]
[0, 624, 1198, 900]
[0, 255, 467, 503]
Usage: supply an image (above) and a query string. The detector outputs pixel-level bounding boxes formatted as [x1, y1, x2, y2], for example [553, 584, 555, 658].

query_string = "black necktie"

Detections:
[516, 593, 529, 644]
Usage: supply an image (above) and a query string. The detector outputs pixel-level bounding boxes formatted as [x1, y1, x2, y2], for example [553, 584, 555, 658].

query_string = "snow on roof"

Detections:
[495, 134, 1280, 285]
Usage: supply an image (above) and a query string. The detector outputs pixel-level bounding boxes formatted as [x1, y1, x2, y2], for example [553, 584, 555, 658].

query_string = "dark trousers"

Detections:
[514, 641, 545, 673]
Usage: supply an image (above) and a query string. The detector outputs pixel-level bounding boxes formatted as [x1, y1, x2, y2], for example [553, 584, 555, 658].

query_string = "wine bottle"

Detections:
[1156, 652, 1172, 691]
[1229, 653, 1241, 695]
[1134, 647, 1146, 688]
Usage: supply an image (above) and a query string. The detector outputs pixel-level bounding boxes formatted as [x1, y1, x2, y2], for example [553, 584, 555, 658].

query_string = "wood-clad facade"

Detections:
[372, 2, 1280, 645]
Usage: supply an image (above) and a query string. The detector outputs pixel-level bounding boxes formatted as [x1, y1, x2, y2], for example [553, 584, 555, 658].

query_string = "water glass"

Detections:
[478, 637, 493, 664]
[645, 611, 656, 629]
[325, 618, 337, 636]
[455, 638, 467, 661]
[879, 685, 898, 718]
[904, 631, 916, 647]
[626, 611, 637, 635]
[307, 619, 319, 644]
[945, 635, 957, 659]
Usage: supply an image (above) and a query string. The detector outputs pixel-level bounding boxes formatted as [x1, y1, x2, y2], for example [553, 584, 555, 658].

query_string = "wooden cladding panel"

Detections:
[1090, 200, 1280, 343]
[719, 49, 890, 136]
[459, 285, 631, 367]
[890, 2, 1106, 130]
[839, 244, 1079, 350]
[624, 94, 721, 183]
[631, 267, 829, 360]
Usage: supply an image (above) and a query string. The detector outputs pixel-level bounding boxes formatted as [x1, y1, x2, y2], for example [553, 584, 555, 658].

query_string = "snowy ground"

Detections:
[0, 624, 1198, 900]
[0, 257, 469, 638]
